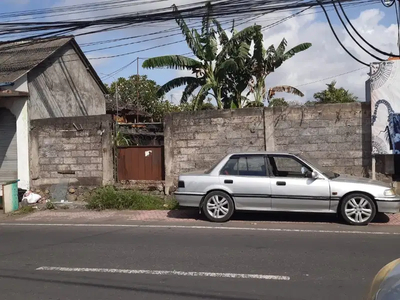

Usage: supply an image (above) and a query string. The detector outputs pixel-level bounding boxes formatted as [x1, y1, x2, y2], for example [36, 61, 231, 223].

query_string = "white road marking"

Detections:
[0, 222, 399, 235]
[36, 266, 290, 281]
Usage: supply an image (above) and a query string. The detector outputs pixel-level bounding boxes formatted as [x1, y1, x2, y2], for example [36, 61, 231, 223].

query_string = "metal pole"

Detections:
[116, 81, 119, 128]
[372, 155, 376, 180]
[137, 57, 139, 123]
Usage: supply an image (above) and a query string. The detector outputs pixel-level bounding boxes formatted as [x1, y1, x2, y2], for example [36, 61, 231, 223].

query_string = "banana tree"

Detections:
[142, 2, 259, 110]
[250, 35, 312, 105]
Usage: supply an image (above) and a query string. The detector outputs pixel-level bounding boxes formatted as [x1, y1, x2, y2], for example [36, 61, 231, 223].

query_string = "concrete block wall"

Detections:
[272, 102, 372, 177]
[30, 115, 114, 189]
[164, 109, 265, 193]
[164, 102, 374, 193]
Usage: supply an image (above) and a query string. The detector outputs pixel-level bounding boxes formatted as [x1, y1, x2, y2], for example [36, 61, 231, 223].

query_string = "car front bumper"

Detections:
[174, 192, 204, 208]
[376, 197, 400, 214]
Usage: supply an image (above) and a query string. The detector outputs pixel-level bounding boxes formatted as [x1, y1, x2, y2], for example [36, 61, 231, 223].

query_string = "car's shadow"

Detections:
[167, 209, 391, 225]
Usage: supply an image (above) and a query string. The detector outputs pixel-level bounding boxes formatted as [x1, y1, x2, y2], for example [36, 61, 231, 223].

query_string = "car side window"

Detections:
[268, 155, 311, 178]
[220, 155, 267, 177]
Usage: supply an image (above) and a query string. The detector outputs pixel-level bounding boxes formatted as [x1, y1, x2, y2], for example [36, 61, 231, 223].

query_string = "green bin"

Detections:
[1, 180, 19, 213]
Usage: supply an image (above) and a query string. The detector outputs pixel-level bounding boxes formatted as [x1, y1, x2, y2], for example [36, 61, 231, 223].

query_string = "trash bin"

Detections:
[1, 180, 19, 213]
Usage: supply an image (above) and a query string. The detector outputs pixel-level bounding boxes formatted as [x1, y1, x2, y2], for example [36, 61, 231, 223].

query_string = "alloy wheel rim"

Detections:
[344, 197, 373, 223]
[207, 195, 229, 219]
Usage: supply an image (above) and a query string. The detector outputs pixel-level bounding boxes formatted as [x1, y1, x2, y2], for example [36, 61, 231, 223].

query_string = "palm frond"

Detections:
[172, 4, 204, 59]
[283, 42, 312, 60]
[201, 2, 212, 37]
[216, 59, 239, 77]
[181, 80, 201, 103]
[217, 25, 260, 62]
[276, 38, 287, 57]
[204, 29, 218, 61]
[267, 85, 304, 100]
[157, 76, 199, 96]
[252, 27, 265, 68]
[142, 55, 202, 70]
[193, 82, 213, 110]
[213, 19, 229, 46]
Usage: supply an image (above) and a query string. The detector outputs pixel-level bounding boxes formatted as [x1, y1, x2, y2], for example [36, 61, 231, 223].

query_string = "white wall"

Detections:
[13, 74, 29, 93]
[0, 97, 30, 191]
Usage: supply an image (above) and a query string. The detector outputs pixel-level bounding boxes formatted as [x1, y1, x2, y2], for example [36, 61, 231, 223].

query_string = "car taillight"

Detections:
[178, 181, 185, 188]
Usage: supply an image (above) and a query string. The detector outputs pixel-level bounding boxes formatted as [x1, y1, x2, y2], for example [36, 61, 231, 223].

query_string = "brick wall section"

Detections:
[164, 109, 265, 193]
[30, 115, 114, 189]
[272, 102, 372, 177]
[164, 102, 377, 193]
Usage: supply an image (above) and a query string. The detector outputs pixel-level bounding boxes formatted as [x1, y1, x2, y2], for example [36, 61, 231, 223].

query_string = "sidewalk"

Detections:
[2, 209, 400, 226]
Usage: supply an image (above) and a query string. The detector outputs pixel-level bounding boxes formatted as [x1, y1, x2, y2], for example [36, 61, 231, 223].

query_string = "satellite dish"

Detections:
[381, 0, 395, 7]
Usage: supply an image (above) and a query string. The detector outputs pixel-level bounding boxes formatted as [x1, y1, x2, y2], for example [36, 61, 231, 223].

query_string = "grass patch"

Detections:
[10, 205, 35, 215]
[46, 201, 56, 210]
[87, 186, 178, 211]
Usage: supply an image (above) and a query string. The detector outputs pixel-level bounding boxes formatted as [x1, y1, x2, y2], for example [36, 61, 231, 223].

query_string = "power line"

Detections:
[0, 0, 378, 42]
[331, 0, 384, 62]
[318, 0, 370, 66]
[337, 0, 400, 58]
[296, 67, 367, 87]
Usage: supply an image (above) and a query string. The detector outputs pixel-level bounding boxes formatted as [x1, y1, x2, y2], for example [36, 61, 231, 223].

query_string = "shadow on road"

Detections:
[167, 209, 391, 225]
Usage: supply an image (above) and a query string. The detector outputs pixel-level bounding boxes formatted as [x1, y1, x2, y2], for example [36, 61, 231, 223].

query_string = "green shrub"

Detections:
[86, 186, 177, 210]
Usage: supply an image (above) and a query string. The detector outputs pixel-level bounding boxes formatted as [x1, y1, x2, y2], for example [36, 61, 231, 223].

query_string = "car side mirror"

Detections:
[311, 171, 319, 179]
[301, 167, 312, 178]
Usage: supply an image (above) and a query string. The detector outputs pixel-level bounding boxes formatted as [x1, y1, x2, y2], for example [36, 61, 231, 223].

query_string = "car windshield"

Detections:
[298, 154, 339, 179]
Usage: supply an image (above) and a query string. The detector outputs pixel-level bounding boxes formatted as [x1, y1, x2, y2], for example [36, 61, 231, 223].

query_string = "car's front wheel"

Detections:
[340, 193, 376, 225]
[202, 191, 234, 222]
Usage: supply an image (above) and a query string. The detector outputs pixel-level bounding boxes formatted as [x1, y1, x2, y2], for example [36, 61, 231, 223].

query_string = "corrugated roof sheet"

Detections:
[0, 37, 72, 83]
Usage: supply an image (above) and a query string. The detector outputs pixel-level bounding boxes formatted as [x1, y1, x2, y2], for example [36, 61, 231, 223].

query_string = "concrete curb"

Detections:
[3, 209, 400, 226]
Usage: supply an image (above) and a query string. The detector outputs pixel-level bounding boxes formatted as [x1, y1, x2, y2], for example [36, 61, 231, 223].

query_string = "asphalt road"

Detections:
[0, 223, 399, 300]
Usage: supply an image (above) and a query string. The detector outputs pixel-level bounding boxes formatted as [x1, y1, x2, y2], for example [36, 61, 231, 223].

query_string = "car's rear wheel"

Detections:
[202, 191, 234, 222]
[340, 193, 376, 225]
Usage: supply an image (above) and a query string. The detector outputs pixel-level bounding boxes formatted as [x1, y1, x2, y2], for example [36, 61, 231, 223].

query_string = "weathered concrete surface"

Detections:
[164, 108, 265, 193]
[0, 97, 30, 191]
[29, 115, 114, 190]
[271, 102, 372, 177]
[3, 209, 400, 225]
[164, 103, 388, 193]
[28, 43, 106, 120]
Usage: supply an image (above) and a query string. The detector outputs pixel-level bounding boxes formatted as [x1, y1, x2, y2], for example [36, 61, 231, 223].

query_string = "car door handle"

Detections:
[276, 181, 286, 186]
[224, 179, 233, 184]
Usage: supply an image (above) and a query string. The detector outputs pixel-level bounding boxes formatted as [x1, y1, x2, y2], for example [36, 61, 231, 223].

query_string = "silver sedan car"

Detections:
[174, 152, 400, 225]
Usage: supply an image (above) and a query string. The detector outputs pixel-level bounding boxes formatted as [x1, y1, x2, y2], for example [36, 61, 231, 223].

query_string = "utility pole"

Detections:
[136, 57, 139, 123]
[381, 0, 400, 54]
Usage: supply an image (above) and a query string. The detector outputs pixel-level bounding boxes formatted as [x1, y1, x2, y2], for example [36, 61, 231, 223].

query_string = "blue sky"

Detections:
[3, 0, 400, 103]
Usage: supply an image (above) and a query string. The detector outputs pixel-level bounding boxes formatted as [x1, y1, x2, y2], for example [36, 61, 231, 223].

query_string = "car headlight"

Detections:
[384, 189, 396, 196]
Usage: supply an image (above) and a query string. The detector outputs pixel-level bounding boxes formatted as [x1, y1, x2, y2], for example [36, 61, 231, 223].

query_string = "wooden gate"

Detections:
[117, 146, 164, 181]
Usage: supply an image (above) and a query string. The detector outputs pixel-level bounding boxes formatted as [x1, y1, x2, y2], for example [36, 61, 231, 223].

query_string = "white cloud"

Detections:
[153, 7, 399, 105]
[28, 0, 394, 105]
[258, 8, 397, 102]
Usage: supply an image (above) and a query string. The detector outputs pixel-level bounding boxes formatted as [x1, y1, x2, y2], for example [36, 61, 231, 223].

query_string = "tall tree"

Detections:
[249, 35, 312, 105]
[313, 80, 358, 103]
[268, 97, 288, 108]
[107, 75, 160, 114]
[142, 3, 259, 110]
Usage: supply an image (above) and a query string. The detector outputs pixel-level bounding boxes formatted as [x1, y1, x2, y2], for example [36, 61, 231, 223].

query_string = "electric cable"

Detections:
[331, 0, 384, 61]
[318, 0, 370, 66]
[338, 0, 400, 57]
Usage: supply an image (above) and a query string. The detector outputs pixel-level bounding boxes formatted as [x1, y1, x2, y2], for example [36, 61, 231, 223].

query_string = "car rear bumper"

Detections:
[174, 192, 204, 208]
[376, 197, 400, 214]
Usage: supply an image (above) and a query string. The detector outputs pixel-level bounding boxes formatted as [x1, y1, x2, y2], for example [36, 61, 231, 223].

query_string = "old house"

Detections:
[0, 36, 107, 193]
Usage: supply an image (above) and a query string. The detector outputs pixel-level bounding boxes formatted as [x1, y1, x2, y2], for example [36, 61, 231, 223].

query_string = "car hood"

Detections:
[331, 175, 391, 188]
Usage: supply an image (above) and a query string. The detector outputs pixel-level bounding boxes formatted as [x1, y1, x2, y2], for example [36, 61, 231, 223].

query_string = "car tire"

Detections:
[202, 191, 234, 222]
[340, 193, 376, 226]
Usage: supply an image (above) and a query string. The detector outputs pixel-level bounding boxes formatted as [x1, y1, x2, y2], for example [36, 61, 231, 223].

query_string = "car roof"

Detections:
[227, 151, 297, 156]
